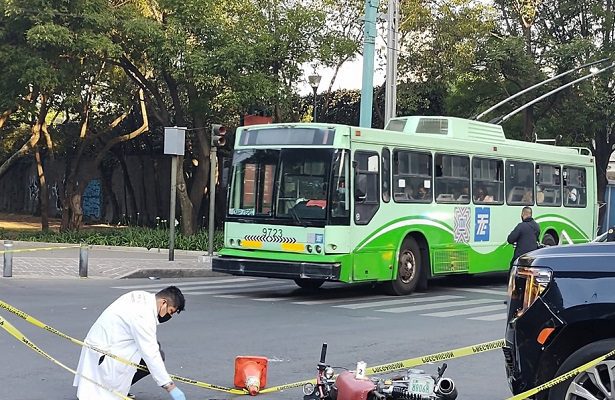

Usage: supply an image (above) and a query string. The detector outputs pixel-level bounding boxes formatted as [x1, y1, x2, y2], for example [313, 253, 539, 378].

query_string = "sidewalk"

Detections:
[0, 241, 224, 279]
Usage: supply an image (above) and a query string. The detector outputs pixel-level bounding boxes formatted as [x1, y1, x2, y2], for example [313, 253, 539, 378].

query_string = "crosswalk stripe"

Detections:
[111, 277, 254, 290]
[469, 313, 508, 321]
[377, 298, 501, 313]
[292, 295, 392, 305]
[333, 295, 463, 309]
[182, 281, 297, 295]
[421, 304, 507, 317]
[214, 295, 245, 299]
[252, 297, 291, 302]
[454, 288, 508, 296]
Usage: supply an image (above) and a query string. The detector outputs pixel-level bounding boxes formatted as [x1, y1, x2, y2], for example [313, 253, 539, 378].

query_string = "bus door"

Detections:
[352, 150, 389, 281]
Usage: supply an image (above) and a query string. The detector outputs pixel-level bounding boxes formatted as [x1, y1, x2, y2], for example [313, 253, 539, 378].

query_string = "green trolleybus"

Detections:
[212, 116, 597, 295]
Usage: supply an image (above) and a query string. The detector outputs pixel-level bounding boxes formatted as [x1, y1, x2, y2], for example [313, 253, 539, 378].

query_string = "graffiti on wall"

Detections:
[82, 179, 102, 219]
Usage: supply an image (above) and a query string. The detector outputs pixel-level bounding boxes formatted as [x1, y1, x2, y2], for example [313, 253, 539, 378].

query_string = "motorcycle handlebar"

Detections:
[319, 343, 328, 364]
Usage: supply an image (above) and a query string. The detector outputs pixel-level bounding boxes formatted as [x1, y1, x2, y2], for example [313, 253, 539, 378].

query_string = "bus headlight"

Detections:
[306, 245, 313, 253]
[508, 266, 552, 318]
[315, 245, 322, 253]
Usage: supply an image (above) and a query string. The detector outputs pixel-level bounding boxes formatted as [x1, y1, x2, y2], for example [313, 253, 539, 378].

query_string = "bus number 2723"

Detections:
[263, 228, 283, 238]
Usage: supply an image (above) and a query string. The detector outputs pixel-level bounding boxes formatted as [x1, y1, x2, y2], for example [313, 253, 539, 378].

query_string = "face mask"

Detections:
[158, 302, 172, 323]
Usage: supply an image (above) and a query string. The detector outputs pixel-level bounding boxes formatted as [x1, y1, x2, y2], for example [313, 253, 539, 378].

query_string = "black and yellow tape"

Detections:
[0, 299, 246, 395]
[4, 297, 610, 399]
[0, 245, 80, 254]
[0, 315, 132, 400]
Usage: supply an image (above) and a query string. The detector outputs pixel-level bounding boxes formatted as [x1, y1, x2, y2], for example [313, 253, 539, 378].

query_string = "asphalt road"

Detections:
[0, 274, 512, 400]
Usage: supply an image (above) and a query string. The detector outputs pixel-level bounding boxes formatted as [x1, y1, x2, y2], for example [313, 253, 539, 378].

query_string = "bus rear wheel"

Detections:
[384, 237, 422, 296]
[294, 278, 325, 290]
[542, 232, 557, 246]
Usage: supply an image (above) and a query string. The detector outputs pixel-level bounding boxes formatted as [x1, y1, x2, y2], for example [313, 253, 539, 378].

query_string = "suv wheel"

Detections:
[548, 338, 615, 400]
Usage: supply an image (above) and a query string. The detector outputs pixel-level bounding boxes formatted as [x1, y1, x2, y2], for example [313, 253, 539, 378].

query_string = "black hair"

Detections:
[522, 206, 533, 216]
[156, 286, 185, 313]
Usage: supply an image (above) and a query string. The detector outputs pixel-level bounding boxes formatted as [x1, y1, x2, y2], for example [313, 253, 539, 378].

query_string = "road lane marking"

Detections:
[334, 295, 463, 309]
[111, 277, 254, 290]
[453, 288, 508, 296]
[377, 298, 501, 313]
[469, 313, 508, 321]
[421, 303, 507, 317]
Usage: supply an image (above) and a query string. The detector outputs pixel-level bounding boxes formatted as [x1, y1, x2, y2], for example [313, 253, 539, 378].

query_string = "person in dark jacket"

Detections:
[507, 206, 540, 268]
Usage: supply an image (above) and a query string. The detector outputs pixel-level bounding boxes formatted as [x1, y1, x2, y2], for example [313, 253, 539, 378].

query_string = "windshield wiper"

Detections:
[289, 206, 308, 227]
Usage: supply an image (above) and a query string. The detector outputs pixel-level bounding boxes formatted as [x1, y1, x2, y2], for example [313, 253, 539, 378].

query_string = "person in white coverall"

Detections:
[73, 286, 187, 400]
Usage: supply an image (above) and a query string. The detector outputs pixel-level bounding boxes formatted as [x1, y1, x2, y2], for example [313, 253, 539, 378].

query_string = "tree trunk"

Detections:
[115, 149, 139, 224]
[34, 146, 49, 231]
[176, 157, 195, 234]
[100, 162, 121, 224]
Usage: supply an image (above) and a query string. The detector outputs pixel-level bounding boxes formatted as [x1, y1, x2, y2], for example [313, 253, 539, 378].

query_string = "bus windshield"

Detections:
[228, 148, 347, 224]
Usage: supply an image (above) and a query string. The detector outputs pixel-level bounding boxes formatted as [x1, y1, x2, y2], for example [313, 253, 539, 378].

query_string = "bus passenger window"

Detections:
[472, 157, 504, 205]
[506, 161, 534, 205]
[536, 164, 561, 206]
[435, 154, 469, 204]
[392, 150, 432, 203]
[563, 167, 587, 207]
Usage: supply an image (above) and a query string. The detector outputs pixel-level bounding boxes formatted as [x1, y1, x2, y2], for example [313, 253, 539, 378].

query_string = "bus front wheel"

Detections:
[384, 237, 422, 296]
[294, 278, 325, 290]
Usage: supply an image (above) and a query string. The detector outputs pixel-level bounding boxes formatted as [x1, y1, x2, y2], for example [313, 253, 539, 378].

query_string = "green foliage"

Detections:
[1, 227, 224, 251]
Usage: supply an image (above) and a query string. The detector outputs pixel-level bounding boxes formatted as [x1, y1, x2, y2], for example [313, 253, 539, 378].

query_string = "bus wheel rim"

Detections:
[399, 250, 416, 284]
[565, 359, 615, 399]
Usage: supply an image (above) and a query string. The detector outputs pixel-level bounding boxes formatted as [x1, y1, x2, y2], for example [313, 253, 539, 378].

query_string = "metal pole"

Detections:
[79, 244, 89, 278]
[208, 147, 217, 256]
[359, 0, 378, 128]
[3, 240, 13, 278]
[384, 0, 398, 125]
[313, 87, 318, 122]
[169, 155, 178, 261]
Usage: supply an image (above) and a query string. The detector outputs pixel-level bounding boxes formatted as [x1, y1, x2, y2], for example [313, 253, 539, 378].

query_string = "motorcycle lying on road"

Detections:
[302, 343, 458, 400]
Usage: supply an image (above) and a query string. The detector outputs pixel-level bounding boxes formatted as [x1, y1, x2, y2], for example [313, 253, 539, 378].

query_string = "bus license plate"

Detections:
[409, 376, 434, 396]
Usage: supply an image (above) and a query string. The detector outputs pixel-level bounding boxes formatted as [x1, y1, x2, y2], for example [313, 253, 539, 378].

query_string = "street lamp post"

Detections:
[308, 73, 321, 122]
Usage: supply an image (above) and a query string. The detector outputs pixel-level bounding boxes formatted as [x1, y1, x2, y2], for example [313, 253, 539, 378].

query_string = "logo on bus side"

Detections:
[474, 207, 490, 242]
[454, 207, 471, 244]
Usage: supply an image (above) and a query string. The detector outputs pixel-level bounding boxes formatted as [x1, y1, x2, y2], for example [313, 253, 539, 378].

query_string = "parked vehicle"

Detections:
[303, 343, 457, 400]
[504, 242, 615, 399]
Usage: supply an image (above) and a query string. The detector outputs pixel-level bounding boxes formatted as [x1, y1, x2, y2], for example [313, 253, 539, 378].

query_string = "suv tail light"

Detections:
[508, 266, 552, 318]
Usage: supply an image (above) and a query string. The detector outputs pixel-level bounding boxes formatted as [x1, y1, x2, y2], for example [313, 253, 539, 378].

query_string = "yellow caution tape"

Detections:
[0, 299, 246, 395]
[506, 348, 615, 400]
[0, 315, 132, 400]
[0, 245, 81, 254]
[259, 339, 506, 394]
[15, 295, 600, 400]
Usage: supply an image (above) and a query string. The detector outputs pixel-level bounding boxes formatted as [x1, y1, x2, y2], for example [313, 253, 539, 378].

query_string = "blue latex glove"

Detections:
[169, 387, 186, 400]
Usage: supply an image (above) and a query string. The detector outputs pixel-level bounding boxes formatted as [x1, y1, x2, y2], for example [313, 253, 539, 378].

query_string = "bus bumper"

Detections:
[212, 256, 341, 280]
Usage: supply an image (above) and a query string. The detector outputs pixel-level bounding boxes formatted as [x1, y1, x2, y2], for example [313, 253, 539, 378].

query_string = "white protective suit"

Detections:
[73, 291, 172, 400]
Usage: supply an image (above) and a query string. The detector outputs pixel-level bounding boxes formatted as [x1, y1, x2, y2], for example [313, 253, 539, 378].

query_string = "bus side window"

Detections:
[354, 151, 380, 225]
[563, 166, 587, 207]
[536, 164, 561, 206]
[506, 160, 534, 205]
[435, 153, 469, 204]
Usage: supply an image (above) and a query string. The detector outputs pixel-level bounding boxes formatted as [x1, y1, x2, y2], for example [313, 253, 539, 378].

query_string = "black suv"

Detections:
[504, 242, 615, 400]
